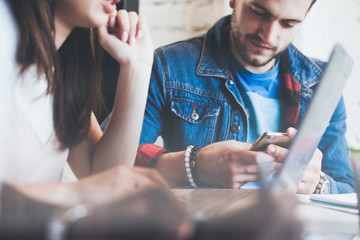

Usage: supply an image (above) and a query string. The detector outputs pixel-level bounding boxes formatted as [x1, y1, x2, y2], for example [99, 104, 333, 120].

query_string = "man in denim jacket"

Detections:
[134, 0, 355, 194]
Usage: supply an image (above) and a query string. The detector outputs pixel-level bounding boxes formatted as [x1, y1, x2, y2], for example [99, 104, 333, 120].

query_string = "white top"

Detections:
[0, 0, 69, 183]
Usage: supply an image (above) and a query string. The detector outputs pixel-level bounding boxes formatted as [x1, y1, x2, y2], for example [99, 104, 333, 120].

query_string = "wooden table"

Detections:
[173, 189, 259, 221]
[172, 188, 359, 239]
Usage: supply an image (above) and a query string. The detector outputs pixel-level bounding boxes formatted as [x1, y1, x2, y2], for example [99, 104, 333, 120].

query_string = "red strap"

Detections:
[135, 143, 167, 167]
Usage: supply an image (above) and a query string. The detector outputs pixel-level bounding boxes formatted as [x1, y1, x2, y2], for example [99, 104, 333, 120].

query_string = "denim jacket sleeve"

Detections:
[318, 96, 355, 193]
[139, 49, 167, 145]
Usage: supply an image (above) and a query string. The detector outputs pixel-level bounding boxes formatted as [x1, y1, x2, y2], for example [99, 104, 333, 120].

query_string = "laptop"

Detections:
[270, 44, 354, 193]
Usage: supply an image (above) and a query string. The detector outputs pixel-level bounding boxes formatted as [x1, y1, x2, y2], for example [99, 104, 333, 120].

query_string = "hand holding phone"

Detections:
[250, 132, 291, 152]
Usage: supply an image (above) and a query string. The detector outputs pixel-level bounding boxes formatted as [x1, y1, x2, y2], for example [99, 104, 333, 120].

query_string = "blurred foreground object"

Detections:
[0, 185, 301, 240]
[183, 190, 302, 240]
[0, 185, 192, 240]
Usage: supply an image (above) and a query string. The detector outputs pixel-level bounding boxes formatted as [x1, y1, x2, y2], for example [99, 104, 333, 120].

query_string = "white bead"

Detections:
[185, 145, 198, 188]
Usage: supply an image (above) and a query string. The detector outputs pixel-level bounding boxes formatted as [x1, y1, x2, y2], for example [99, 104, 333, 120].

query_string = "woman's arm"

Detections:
[94, 10, 154, 172]
[67, 10, 153, 177]
[13, 166, 168, 207]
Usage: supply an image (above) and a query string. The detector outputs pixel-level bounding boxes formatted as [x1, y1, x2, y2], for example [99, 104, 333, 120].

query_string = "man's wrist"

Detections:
[135, 143, 167, 168]
[313, 171, 330, 194]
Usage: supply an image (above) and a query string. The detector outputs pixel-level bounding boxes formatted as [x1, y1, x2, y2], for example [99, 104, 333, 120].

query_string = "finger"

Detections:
[98, 25, 118, 52]
[117, 9, 130, 42]
[266, 144, 288, 162]
[232, 173, 260, 183]
[97, 26, 125, 61]
[136, 14, 147, 39]
[287, 127, 297, 138]
[127, 11, 138, 45]
[108, 10, 117, 28]
[232, 149, 271, 165]
[234, 164, 260, 174]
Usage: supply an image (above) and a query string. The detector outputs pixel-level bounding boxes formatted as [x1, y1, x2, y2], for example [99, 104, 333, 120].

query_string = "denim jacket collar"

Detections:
[196, 15, 325, 88]
[196, 16, 231, 79]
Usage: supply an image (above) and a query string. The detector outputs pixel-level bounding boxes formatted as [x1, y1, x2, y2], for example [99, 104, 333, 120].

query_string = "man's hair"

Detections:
[309, 0, 317, 10]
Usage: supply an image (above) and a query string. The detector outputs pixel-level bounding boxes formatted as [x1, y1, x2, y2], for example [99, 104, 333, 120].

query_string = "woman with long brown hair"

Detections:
[0, 0, 166, 206]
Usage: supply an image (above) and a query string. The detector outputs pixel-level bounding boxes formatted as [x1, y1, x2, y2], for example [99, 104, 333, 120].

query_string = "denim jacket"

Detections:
[137, 16, 355, 193]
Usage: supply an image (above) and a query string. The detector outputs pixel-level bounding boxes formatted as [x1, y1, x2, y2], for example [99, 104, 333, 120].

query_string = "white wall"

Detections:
[294, 0, 360, 146]
[140, 0, 360, 146]
[140, 0, 231, 48]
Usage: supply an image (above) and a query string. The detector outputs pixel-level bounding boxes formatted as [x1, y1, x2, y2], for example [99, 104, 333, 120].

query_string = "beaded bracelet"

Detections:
[189, 145, 201, 187]
[184, 145, 201, 188]
[184, 145, 197, 187]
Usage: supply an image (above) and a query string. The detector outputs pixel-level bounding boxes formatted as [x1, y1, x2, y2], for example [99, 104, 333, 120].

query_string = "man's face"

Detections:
[229, 0, 313, 72]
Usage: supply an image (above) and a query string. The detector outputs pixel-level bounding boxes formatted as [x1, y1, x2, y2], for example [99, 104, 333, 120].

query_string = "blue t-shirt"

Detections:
[230, 57, 285, 144]
[230, 56, 285, 189]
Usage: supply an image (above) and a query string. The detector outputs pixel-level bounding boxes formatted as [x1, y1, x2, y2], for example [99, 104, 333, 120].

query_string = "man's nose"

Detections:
[259, 20, 278, 45]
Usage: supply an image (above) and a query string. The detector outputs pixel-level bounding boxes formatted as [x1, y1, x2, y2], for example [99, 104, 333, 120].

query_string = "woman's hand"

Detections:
[74, 166, 169, 206]
[97, 10, 153, 67]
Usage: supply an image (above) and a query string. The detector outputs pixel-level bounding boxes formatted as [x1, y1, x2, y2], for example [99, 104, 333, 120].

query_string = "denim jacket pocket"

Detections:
[170, 100, 220, 146]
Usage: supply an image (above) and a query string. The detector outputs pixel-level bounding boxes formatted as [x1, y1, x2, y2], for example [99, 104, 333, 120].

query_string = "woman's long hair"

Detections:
[7, 0, 103, 149]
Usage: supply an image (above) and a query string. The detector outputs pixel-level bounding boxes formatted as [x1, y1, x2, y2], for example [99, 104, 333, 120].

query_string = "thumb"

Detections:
[287, 127, 297, 138]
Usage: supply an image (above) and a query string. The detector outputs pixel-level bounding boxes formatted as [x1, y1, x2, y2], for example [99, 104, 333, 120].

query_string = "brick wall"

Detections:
[140, 0, 231, 48]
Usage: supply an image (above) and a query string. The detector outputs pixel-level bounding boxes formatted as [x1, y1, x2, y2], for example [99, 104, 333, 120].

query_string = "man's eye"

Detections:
[252, 9, 267, 16]
[281, 21, 297, 28]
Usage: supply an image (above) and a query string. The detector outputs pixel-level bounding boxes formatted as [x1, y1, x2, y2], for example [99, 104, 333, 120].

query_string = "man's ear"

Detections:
[229, 0, 236, 9]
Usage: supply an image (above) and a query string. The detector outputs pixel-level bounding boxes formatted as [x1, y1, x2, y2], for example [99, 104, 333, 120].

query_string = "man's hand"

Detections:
[265, 128, 323, 194]
[195, 140, 275, 188]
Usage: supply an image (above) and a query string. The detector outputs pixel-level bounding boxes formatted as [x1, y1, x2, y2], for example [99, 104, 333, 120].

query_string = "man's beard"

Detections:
[229, 19, 281, 68]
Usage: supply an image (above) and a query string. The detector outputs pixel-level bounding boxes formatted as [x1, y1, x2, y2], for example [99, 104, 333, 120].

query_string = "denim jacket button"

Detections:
[230, 124, 240, 133]
[191, 112, 199, 121]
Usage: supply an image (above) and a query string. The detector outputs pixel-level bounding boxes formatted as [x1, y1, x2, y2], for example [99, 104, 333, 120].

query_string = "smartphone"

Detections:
[250, 132, 291, 151]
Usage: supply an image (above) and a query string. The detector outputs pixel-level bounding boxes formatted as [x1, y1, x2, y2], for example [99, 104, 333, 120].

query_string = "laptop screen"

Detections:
[349, 146, 360, 222]
[271, 44, 354, 193]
